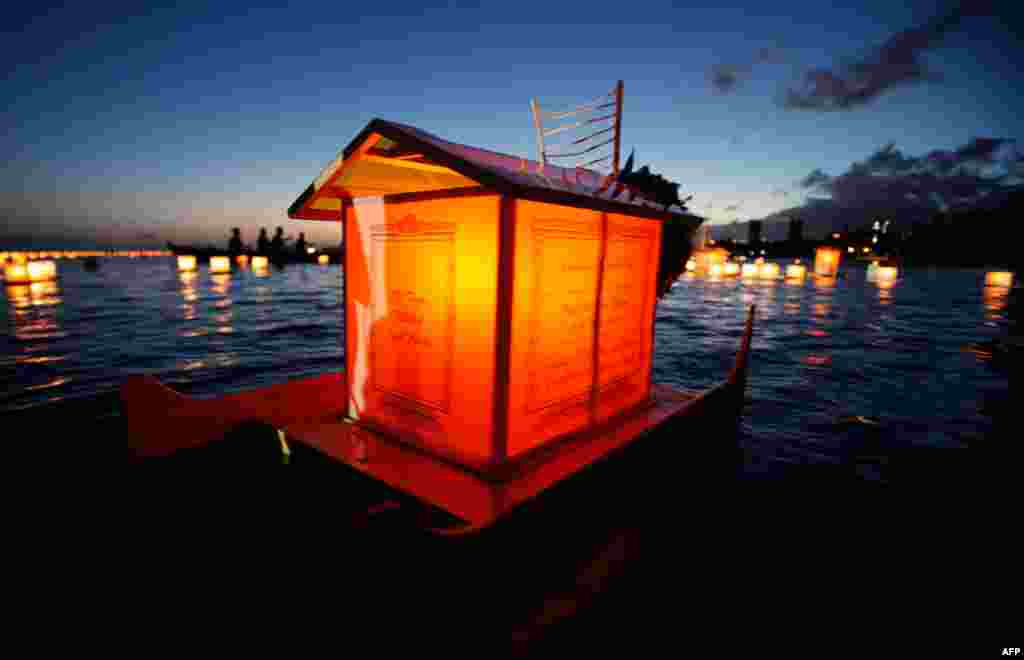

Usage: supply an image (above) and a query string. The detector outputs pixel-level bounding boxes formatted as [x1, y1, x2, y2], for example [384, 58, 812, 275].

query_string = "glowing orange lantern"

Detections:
[251, 256, 269, 272]
[708, 262, 724, 278]
[177, 255, 197, 271]
[723, 262, 740, 277]
[27, 260, 57, 282]
[685, 258, 696, 272]
[692, 247, 729, 274]
[235, 254, 249, 266]
[3, 262, 30, 284]
[318, 254, 330, 265]
[741, 263, 758, 278]
[287, 119, 699, 473]
[985, 271, 1014, 288]
[875, 266, 898, 283]
[758, 262, 780, 279]
[209, 256, 231, 273]
[815, 246, 841, 277]
[785, 263, 806, 280]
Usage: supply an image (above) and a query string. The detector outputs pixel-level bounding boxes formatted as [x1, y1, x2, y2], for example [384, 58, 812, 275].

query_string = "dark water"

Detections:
[2, 258, 1010, 480]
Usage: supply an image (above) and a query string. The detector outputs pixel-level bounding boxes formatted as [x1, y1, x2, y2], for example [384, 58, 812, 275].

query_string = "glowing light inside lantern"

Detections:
[785, 264, 806, 280]
[251, 256, 269, 271]
[876, 266, 898, 282]
[862, 247, 870, 253]
[741, 263, 759, 278]
[815, 247, 841, 277]
[685, 258, 696, 272]
[985, 271, 1013, 288]
[209, 256, 231, 273]
[3, 262, 30, 284]
[177, 255, 197, 271]
[318, 254, 330, 265]
[27, 260, 57, 282]
[723, 262, 740, 276]
[235, 255, 249, 266]
[758, 262, 780, 278]
[708, 262, 724, 278]
[307, 247, 316, 255]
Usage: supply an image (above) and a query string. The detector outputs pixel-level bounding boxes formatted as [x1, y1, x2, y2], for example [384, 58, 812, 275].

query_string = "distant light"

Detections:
[685, 258, 696, 272]
[708, 263, 723, 278]
[235, 254, 249, 266]
[760, 249, 766, 255]
[177, 255, 197, 271]
[872, 236, 878, 244]
[985, 271, 1014, 288]
[708, 239, 715, 245]
[724, 262, 740, 276]
[251, 256, 269, 271]
[318, 254, 330, 265]
[785, 263, 806, 280]
[307, 247, 316, 255]
[741, 263, 759, 278]
[863, 247, 871, 253]
[876, 266, 898, 282]
[847, 247, 855, 253]
[832, 233, 840, 240]
[873, 220, 880, 231]
[209, 256, 231, 273]
[758, 262, 780, 279]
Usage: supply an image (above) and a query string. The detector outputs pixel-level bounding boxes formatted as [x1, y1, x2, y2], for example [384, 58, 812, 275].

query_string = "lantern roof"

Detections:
[288, 118, 703, 224]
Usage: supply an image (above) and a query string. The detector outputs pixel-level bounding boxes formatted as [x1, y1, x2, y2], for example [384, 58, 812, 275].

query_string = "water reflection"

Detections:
[982, 286, 1008, 322]
[875, 279, 895, 305]
[209, 274, 233, 335]
[179, 272, 198, 321]
[6, 281, 63, 341]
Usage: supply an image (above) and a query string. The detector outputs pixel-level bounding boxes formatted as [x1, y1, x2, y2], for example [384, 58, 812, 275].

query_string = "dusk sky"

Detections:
[2, 0, 1020, 248]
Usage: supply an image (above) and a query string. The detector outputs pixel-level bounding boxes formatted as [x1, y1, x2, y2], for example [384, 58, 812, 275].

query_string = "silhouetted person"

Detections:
[295, 232, 307, 258]
[228, 228, 243, 256]
[270, 227, 286, 264]
[257, 228, 269, 255]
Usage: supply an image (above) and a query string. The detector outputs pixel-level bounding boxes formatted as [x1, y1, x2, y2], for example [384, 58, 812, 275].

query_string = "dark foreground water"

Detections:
[1, 258, 1011, 482]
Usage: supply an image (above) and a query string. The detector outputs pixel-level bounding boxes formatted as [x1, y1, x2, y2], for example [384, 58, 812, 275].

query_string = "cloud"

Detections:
[800, 169, 831, 189]
[724, 203, 742, 212]
[798, 137, 1018, 209]
[782, 3, 983, 111]
[709, 45, 784, 93]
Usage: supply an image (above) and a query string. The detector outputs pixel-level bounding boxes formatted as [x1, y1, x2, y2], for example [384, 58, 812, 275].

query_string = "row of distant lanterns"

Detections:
[684, 246, 1014, 289]
[176, 253, 331, 274]
[1, 251, 334, 285]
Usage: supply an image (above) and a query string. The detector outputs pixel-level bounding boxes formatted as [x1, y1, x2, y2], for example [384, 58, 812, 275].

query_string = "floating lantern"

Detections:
[251, 256, 269, 272]
[758, 262, 780, 279]
[862, 247, 870, 254]
[755, 256, 765, 265]
[177, 255, 197, 271]
[692, 247, 729, 275]
[723, 262, 740, 277]
[685, 258, 696, 272]
[708, 262, 724, 278]
[785, 263, 806, 280]
[318, 254, 330, 265]
[235, 254, 249, 266]
[741, 263, 759, 278]
[985, 271, 1014, 288]
[4, 260, 57, 284]
[3, 262, 30, 284]
[815, 246, 841, 278]
[875, 266, 898, 283]
[847, 247, 855, 254]
[209, 256, 231, 273]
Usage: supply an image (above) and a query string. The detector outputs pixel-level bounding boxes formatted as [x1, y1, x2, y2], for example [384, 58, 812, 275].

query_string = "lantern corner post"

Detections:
[490, 195, 518, 467]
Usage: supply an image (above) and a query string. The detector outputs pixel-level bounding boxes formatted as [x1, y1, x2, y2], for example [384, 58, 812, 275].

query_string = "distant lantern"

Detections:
[862, 246, 870, 253]
[307, 247, 316, 255]
[692, 247, 729, 274]
[708, 262, 724, 278]
[758, 262, 780, 279]
[723, 262, 740, 277]
[685, 258, 696, 272]
[785, 263, 806, 280]
[815, 246, 841, 277]
[3, 262, 30, 284]
[832, 233, 841, 240]
[235, 254, 249, 266]
[985, 271, 1014, 288]
[876, 266, 898, 283]
[755, 256, 765, 264]
[209, 256, 231, 273]
[177, 255, 197, 272]
[847, 246, 855, 254]
[741, 263, 759, 278]
[251, 256, 269, 272]
[318, 254, 330, 265]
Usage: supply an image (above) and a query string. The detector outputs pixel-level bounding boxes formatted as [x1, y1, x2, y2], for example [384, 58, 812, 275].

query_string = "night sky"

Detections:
[2, 0, 1020, 249]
